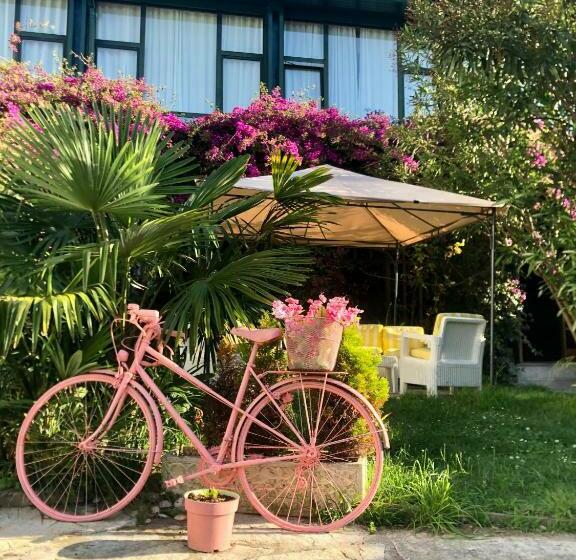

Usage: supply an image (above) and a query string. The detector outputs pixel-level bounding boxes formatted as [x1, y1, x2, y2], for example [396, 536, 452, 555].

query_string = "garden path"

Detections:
[1, 508, 576, 560]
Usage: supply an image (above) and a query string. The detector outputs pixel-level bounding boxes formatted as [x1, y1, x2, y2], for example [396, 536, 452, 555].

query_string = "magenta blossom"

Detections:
[272, 293, 362, 328]
[401, 154, 420, 172]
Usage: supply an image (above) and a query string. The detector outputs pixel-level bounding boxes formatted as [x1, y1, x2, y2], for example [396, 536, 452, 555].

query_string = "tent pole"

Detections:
[489, 209, 496, 385]
[393, 244, 400, 324]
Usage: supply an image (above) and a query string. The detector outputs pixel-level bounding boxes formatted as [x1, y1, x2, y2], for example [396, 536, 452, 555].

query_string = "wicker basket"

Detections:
[285, 317, 343, 371]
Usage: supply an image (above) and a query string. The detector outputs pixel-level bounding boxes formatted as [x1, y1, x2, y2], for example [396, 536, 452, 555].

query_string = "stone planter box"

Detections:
[162, 453, 367, 515]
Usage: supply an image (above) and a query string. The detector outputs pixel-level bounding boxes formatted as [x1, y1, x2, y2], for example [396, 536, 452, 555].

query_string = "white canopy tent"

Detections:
[227, 165, 505, 382]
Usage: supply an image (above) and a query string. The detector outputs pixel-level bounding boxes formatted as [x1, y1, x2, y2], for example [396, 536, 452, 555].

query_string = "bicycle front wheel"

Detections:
[235, 378, 384, 532]
[16, 373, 155, 522]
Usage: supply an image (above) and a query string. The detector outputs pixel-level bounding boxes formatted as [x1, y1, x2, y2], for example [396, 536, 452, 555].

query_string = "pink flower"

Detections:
[529, 148, 547, 168]
[401, 154, 419, 172]
[533, 118, 545, 130]
[8, 33, 21, 53]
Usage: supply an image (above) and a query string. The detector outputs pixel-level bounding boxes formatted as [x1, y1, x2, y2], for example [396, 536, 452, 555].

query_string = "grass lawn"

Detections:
[362, 386, 576, 533]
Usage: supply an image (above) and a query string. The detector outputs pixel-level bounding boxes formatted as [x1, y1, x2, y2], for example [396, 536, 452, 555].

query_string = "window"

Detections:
[0, 0, 16, 60]
[283, 21, 324, 104]
[1, 0, 68, 72]
[402, 51, 431, 117]
[95, 4, 263, 115]
[96, 2, 140, 78]
[221, 15, 262, 112]
[284, 21, 399, 118]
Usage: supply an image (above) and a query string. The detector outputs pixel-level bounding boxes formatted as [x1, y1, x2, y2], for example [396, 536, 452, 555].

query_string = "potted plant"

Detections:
[272, 294, 362, 371]
[184, 488, 240, 553]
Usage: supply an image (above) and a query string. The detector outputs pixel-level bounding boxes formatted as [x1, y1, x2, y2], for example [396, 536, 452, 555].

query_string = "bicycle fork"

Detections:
[77, 370, 132, 452]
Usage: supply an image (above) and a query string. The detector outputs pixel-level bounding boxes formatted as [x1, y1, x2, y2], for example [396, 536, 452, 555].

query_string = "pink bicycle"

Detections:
[16, 304, 388, 532]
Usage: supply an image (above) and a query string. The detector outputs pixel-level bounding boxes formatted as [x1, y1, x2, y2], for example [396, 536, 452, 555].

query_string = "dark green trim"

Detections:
[18, 32, 67, 42]
[95, 39, 140, 50]
[216, 13, 223, 109]
[138, 4, 146, 77]
[322, 22, 329, 107]
[397, 40, 405, 119]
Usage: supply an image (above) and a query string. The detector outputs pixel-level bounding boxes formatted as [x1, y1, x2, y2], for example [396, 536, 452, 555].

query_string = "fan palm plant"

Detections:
[0, 103, 336, 374]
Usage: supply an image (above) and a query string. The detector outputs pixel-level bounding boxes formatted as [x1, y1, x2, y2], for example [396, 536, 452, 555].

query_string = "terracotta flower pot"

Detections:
[184, 489, 240, 553]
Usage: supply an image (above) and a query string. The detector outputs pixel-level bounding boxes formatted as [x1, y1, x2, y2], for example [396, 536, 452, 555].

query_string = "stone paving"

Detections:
[2, 508, 576, 560]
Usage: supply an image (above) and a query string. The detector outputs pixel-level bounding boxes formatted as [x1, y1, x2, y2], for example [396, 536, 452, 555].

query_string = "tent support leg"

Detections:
[393, 244, 400, 325]
[489, 209, 496, 385]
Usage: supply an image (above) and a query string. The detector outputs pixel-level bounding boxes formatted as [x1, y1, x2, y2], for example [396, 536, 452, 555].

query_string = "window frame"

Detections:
[281, 21, 328, 106]
[91, 2, 265, 118]
[282, 18, 410, 119]
[11, 0, 74, 67]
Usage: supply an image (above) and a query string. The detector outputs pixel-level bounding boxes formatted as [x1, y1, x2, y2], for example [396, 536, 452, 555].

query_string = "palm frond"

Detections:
[0, 285, 116, 355]
[162, 247, 312, 362]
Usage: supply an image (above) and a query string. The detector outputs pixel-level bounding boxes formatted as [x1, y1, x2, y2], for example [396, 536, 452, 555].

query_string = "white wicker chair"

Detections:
[398, 314, 486, 396]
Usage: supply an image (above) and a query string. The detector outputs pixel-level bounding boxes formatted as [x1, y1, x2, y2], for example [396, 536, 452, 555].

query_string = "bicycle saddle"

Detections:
[231, 327, 283, 344]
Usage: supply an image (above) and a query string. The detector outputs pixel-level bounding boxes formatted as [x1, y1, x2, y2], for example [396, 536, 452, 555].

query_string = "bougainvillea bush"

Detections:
[188, 88, 408, 177]
[0, 61, 188, 137]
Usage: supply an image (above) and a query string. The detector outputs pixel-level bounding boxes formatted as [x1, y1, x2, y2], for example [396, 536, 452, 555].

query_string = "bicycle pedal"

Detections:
[165, 476, 184, 488]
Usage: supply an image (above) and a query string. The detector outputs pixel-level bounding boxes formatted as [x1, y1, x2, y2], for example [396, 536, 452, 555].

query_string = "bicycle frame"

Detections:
[87, 319, 308, 485]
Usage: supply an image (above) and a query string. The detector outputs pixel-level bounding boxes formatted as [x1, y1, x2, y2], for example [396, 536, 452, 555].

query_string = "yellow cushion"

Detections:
[382, 326, 425, 353]
[410, 347, 431, 360]
[433, 313, 485, 335]
[357, 324, 385, 353]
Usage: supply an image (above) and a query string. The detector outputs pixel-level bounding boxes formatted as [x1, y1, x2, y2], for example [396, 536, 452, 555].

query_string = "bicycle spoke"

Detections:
[238, 380, 383, 531]
[18, 376, 153, 520]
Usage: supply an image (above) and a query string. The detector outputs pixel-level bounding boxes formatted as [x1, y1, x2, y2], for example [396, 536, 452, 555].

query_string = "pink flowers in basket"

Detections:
[271, 294, 363, 329]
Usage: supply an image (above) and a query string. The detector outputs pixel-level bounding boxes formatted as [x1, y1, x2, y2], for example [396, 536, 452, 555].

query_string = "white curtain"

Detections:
[328, 26, 358, 116]
[97, 2, 140, 43]
[285, 68, 321, 104]
[97, 47, 137, 78]
[222, 15, 262, 54]
[359, 28, 397, 118]
[20, 0, 67, 35]
[284, 21, 323, 59]
[0, 0, 15, 61]
[145, 8, 216, 113]
[21, 39, 62, 73]
[223, 58, 260, 112]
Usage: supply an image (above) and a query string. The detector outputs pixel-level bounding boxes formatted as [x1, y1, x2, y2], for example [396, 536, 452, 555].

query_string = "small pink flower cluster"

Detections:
[0, 62, 188, 139]
[401, 154, 420, 172]
[528, 147, 547, 168]
[546, 188, 576, 220]
[505, 279, 527, 306]
[271, 294, 362, 328]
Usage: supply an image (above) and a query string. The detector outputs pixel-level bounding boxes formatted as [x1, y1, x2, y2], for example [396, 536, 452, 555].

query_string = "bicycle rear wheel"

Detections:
[16, 373, 155, 522]
[235, 378, 384, 532]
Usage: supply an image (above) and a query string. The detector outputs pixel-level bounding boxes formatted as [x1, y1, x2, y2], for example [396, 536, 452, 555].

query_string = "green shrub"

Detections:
[336, 326, 389, 411]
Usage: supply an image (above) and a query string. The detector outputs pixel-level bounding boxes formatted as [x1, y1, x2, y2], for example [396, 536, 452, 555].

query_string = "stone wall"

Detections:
[163, 454, 367, 516]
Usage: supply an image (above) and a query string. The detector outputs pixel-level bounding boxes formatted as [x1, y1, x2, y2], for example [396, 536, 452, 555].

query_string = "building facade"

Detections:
[1, 0, 414, 117]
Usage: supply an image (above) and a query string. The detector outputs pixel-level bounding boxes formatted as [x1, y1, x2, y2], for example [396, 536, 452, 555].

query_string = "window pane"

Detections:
[223, 58, 260, 112]
[21, 39, 62, 73]
[222, 15, 262, 54]
[0, 0, 16, 60]
[404, 74, 417, 117]
[328, 26, 358, 116]
[20, 0, 67, 35]
[97, 2, 140, 43]
[285, 68, 321, 104]
[284, 21, 323, 59]
[98, 47, 137, 78]
[144, 8, 216, 113]
[358, 28, 397, 117]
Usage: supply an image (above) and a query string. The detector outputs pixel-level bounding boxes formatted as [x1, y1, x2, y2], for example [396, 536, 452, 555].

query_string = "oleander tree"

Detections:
[398, 0, 576, 338]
